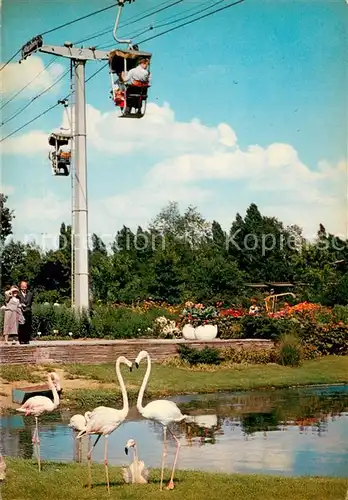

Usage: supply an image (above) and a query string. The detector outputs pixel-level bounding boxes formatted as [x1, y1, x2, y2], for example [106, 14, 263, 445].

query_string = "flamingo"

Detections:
[134, 350, 189, 491]
[122, 439, 149, 484]
[50, 372, 61, 391]
[16, 372, 60, 471]
[76, 356, 132, 493]
[69, 411, 92, 461]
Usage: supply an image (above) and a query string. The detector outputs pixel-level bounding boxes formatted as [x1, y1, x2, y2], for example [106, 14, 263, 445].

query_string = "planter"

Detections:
[182, 324, 218, 341]
[182, 324, 196, 340]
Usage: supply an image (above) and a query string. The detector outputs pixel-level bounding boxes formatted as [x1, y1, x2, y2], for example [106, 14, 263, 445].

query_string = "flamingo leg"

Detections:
[160, 426, 167, 491]
[34, 417, 41, 472]
[87, 434, 101, 489]
[166, 428, 181, 490]
[104, 436, 110, 494]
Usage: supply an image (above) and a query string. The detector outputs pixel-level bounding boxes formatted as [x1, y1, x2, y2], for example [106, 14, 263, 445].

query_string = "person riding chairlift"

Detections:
[113, 58, 150, 113]
[58, 144, 71, 162]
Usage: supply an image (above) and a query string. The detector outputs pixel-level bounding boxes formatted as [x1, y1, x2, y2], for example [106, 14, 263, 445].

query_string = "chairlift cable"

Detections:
[2, 0, 182, 111]
[39, 3, 117, 37]
[0, 57, 58, 111]
[97, 0, 239, 50]
[1, 68, 70, 127]
[0, 49, 21, 74]
[0, 3, 117, 75]
[0, 103, 61, 143]
[1, 0, 247, 142]
[138, 0, 246, 45]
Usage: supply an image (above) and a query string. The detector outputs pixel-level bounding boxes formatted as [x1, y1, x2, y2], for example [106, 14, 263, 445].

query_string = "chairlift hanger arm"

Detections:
[113, 0, 136, 47]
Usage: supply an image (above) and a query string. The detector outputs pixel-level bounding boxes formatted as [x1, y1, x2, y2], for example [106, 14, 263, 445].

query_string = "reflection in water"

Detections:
[0, 385, 347, 477]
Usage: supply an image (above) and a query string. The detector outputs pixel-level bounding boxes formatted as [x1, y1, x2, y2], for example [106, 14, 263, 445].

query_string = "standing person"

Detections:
[18, 281, 34, 345]
[1, 286, 25, 344]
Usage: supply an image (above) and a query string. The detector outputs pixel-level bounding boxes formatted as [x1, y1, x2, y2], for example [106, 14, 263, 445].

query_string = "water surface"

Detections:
[1, 385, 347, 477]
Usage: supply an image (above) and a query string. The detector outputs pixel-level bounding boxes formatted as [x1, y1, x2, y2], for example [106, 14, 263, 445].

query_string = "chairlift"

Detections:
[109, 0, 152, 118]
[109, 49, 152, 118]
[48, 131, 72, 176]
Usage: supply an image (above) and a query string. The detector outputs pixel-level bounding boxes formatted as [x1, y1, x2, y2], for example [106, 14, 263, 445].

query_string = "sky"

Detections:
[1, 0, 347, 249]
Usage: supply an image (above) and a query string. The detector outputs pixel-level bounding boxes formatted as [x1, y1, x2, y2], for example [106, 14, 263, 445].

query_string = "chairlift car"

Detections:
[109, 48, 152, 118]
[48, 131, 72, 176]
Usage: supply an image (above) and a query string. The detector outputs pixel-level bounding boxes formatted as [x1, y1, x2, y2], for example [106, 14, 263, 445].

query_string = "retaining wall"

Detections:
[0, 339, 274, 365]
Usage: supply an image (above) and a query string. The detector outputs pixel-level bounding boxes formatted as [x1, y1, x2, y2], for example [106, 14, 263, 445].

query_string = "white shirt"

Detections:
[123, 65, 150, 84]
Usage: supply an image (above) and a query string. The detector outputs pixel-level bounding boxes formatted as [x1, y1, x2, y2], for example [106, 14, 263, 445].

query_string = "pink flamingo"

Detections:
[76, 356, 132, 493]
[16, 372, 60, 471]
[135, 350, 189, 491]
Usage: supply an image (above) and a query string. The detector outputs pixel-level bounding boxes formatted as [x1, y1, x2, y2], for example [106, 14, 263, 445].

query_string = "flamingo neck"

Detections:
[137, 353, 151, 414]
[116, 359, 129, 417]
[48, 375, 59, 408]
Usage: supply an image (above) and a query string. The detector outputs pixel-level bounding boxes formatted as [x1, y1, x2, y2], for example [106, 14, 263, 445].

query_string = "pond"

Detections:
[1, 385, 348, 477]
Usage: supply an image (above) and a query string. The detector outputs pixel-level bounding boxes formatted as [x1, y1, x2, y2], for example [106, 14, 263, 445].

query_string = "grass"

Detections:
[61, 356, 348, 408]
[3, 459, 348, 500]
[0, 365, 43, 383]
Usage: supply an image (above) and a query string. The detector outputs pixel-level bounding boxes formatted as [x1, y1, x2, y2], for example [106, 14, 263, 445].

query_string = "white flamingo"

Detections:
[76, 356, 132, 493]
[16, 372, 60, 471]
[122, 439, 149, 484]
[51, 372, 61, 392]
[135, 350, 189, 490]
[69, 411, 92, 461]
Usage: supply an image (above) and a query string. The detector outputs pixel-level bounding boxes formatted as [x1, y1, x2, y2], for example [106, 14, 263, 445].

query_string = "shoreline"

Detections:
[1, 356, 347, 411]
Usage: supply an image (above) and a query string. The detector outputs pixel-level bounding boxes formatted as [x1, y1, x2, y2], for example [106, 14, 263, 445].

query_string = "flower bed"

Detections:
[1, 300, 346, 358]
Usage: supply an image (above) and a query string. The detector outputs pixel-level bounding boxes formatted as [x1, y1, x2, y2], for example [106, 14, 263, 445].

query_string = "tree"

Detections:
[148, 252, 182, 303]
[149, 202, 211, 248]
[0, 194, 14, 243]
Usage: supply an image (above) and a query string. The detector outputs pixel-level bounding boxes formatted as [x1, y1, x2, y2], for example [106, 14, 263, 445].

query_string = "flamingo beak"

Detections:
[135, 362, 139, 369]
[125, 447, 128, 455]
[129, 364, 133, 372]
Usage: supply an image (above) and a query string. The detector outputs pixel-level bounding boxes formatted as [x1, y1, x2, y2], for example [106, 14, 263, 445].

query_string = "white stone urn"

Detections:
[182, 324, 218, 341]
[182, 324, 196, 340]
[194, 325, 218, 341]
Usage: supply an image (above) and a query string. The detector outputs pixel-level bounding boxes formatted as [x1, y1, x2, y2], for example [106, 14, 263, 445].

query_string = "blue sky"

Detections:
[1, 0, 347, 247]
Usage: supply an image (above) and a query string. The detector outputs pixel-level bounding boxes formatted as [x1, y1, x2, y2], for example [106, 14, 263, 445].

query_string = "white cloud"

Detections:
[12, 192, 70, 249]
[0, 56, 65, 95]
[2, 130, 48, 155]
[6, 101, 347, 242]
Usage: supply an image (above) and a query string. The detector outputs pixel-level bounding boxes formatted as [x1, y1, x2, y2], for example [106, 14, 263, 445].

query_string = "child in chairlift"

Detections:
[112, 72, 125, 108]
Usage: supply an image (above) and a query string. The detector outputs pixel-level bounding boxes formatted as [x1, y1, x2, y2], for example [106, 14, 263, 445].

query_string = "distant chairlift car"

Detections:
[109, 48, 152, 118]
[48, 131, 72, 176]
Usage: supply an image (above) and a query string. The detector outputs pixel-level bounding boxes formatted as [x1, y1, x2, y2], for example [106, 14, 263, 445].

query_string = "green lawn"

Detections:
[3, 459, 348, 500]
[62, 356, 348, 408]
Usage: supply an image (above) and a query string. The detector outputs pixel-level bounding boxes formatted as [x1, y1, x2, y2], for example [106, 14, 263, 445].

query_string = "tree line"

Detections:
[1, 194, 347, 306]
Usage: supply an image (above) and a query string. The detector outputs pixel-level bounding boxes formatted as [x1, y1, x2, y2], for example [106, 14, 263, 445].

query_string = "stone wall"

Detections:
[0, 339, 274, 365]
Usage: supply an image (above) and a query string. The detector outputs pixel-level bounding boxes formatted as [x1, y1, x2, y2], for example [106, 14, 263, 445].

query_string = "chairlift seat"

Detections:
[48, 131, 72, 148]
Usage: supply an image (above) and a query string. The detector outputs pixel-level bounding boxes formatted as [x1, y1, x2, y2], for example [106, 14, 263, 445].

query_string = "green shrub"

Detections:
[240, 315, 295, 340]
[221, 347, 278, 364]
[278, 334, 302, 367]
[177, 344, 221, 365]
[214, 317, 244, 339]
[16, 303, 177, 339]
[299, 321, 348, 356]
